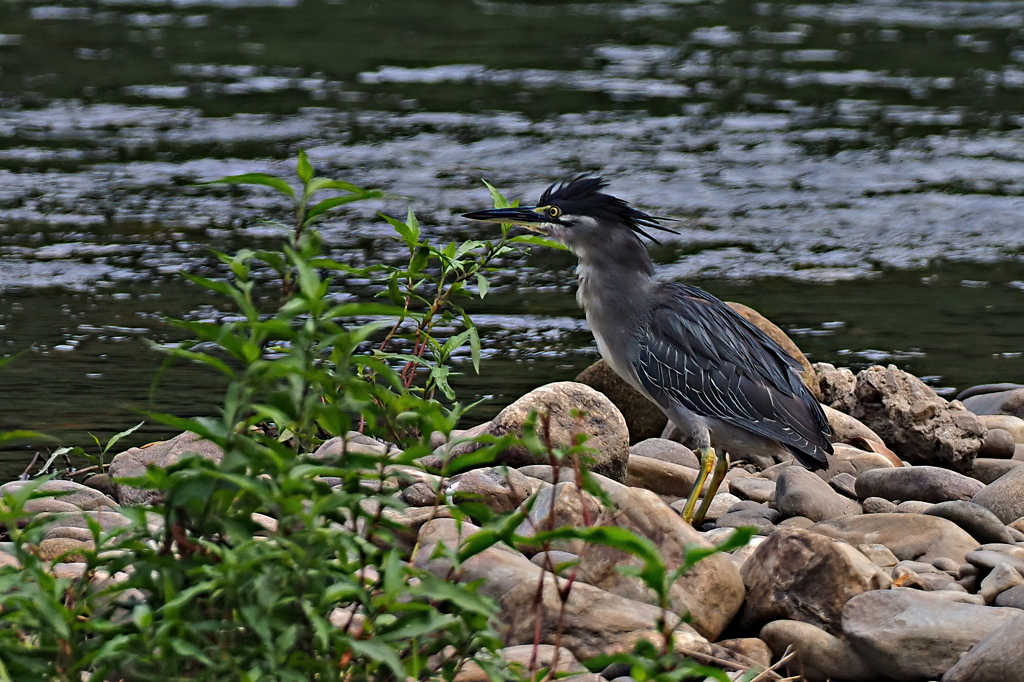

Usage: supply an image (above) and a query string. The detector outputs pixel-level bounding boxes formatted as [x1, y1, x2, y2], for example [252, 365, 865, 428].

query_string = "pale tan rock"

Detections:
[978, 414, 1024, 443]
[626, 454, 718, 498]
[499, 571, 709, 661]
[37, 537, 94, 562]
[576, 359, 667, 443]
[811, 513, 981, 564]
[574, 481, 745, 640]
[0, 479, 118, 512]
[109, 431, 224, 505]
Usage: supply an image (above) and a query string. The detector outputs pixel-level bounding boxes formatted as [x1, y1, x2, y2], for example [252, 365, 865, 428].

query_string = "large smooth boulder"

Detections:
[810, 513, 980, 564]
[574, 481, 745, 640]
[0, 479, 117, 512]
[740, 528, 890, 635]
[973, 463, 1024, 523]
[444, 382, 630, 481]
[444, 467, 534, 514]
[626, 454, 713, 498]
[842, 589, 1020, 681]
[773, 466, 861, 521]
[855, 466, 984, 504]
[576, 360, 667, 443]
[942, 612, 1024, 682]
[760, 620, 877, 682]
[109, 431, 224, 505]
[834, 365, 986, 471]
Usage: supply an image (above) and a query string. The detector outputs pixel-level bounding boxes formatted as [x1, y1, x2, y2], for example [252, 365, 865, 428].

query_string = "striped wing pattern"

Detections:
[633, 283, 832, 469]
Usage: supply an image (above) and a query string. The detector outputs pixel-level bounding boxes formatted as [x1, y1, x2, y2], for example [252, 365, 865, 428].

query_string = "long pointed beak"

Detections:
[462, 207, 545, 225]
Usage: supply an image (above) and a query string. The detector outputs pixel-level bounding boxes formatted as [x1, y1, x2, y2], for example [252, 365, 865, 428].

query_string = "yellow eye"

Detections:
[546, 206, 561, 219]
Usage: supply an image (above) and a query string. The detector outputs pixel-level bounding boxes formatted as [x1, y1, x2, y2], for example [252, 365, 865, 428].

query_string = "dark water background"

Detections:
[3, 0, 1024, 480]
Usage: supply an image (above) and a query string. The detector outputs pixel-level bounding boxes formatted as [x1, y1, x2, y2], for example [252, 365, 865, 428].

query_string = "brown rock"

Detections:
[455, 644, 585, 682]
[740, 528, 890, 635]
[761, 620, 877, 682]
[413, 518, 540, 601]
[109, 431, 224, 505]
[576, 359, 667, 443]
[37, 537, 94, 562]
[834, 365, 986, 471]
[855, 466, 984, 504]
[815, 362, 858, 407]
[726, 301, 820, 401]
[499, 572, 709, 661]
[978, 427, 1017, 459]
[445, 467, 533, 515]
[445, 382, 630, 481]
[972, 458, 1022, 485]
[941, 612, 1024, 682]
[629, 438, 699, 469]
[516, 482, 602, 555]
[973, 463, 1024, 523]
[810, 513, 980, 564]
[626, 454, 715, 498]
[575, 481, 745, 640]
[822, 405, 887, 447]
[773, 466, 862, 522]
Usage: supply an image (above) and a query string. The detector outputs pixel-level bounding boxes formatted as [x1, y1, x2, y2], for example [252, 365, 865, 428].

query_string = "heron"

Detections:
[463, 176, 832, 525]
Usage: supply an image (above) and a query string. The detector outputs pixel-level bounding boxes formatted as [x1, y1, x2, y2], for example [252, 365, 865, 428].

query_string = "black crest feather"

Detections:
[539, 175, 678, 244]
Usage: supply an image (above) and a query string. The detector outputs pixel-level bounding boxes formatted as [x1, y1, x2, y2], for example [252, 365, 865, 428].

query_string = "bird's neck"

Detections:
[572, 233, 657, 374]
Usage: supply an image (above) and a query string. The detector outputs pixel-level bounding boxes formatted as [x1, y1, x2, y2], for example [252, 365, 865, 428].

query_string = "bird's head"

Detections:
[462, 176, 677, 251]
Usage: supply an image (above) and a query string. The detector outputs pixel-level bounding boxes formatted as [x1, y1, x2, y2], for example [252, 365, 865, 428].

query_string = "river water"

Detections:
[2, 0, 1024, 478]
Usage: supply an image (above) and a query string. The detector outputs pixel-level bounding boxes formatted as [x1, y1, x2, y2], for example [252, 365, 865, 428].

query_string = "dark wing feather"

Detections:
[633, 283, 832, 468]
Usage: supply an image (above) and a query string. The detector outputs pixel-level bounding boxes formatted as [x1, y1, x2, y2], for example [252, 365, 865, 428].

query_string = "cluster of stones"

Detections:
[6, 310, 1024, 681]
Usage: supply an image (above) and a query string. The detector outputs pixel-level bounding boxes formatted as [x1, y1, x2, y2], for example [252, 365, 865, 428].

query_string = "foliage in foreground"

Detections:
[0, 154, 753, 682]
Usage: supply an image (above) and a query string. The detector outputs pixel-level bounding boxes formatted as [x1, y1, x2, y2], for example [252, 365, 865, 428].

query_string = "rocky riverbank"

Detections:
[5, 313, 1024, 681]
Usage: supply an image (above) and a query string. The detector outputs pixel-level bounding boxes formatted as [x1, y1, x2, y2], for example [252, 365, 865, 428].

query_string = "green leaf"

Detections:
[297, 149, 314, 185]
[102, 421, 146, 456]
[305, 192, 383, 223]
[379, 212, 417, 249]
[482, 179, 511, 209]
[475, 272, 490, 299]
[348, 639, 406, 679]
[203, 173, 296, 200]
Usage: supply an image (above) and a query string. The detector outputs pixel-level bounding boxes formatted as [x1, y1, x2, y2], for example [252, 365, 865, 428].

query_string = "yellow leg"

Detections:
[679, 446, 717, 524]
[692, 451, 729, 526]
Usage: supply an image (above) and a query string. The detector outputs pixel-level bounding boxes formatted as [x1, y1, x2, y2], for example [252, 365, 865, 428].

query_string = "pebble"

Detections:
[862, 496, 897, 513]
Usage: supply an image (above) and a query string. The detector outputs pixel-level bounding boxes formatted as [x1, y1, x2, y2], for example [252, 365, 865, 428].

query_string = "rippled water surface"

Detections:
[3, 0, 1024, 478]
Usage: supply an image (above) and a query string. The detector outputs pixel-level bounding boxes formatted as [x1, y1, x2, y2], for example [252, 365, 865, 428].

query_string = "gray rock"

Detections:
[862, 496, 897, 514]
[842, 589, 1021, 681]
[973, 463, 1024, 523]
[978, 415, 1024, 445]
[678, 491, 740, 523]
[829, 472, 858, 498]
[779, 515, 814, 529]
[925, 500, 1014, 544]
[529, 550, 578, 572]
[109, 431, 224, 505]
[933, 557, 961, 573]
[957, 383, 1024, 402]
[971, 458, 1022, 485]
[965, 549, 1024, 576]
[994, 583, 1024, 608]
[729, 476, 776, 504]
[740, 528, 891, 636]
[311, 432, 397, 460]
[714, 510, 776, 535]
[628, 438, 699, 469]
[774, 466, 862, 522]
[834, 365, 986, 470]
[811, 513, 981, 564]
[727, 500, 780, 521]
[517, 465, 576, 484]
[0, 479, 118, 512]
[815, 362, 857, 407]
[963, 388, 1024, 418]
[576, 359, 667, 443]
[855, 466, 984, 504]
[444, 382, 630, 481]
[979, 563, 1024, 604]
[401, 480, 440, 507]
[941, 612, 1024, 682]
[761, 620, 877, 682]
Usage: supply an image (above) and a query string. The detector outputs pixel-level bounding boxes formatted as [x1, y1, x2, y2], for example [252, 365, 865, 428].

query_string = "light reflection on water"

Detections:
[2, 0, 1024, 477]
